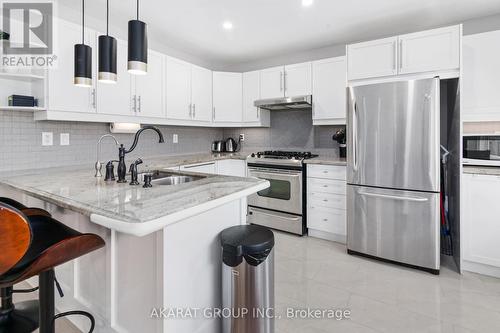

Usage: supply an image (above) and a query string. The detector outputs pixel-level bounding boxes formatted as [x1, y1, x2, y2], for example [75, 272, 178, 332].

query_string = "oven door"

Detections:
[248, 166, 303, 215]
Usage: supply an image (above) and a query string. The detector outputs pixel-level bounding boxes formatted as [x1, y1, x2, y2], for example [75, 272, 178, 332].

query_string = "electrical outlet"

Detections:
[60, 133, 70, 146]
[173, 134, 178, 143]
[42, 132, 53, 146]
[239, 134, 245, 142]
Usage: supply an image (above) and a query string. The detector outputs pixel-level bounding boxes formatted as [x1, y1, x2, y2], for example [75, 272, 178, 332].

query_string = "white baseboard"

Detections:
[308, 229, 346, 244]
[462, 260, 500, 278]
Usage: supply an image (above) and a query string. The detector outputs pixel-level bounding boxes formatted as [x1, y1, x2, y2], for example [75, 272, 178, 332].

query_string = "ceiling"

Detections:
[61, 0, 500, 66]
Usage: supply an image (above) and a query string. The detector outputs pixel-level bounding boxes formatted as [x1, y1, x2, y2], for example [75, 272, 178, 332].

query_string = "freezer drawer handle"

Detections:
[358, 191, 428, 202]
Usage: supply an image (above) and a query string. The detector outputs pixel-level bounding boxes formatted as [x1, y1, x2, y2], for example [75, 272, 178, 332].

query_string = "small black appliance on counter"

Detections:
[332, 128, 347, 158]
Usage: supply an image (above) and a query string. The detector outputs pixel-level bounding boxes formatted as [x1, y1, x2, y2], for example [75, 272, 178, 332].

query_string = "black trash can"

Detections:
[220, 225, 275, 333]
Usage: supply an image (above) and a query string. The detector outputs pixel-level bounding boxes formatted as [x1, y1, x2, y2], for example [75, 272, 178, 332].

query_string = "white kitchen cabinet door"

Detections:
[347, 37, 398, 81]
[165, 56, 192, 120]
[260, 66, 284, 99]
[213, 72, 243, 123]
[242, 70, 261, 122]
[96, 38, 133, 116]
[180, 162, 217, 174]
[48, 20, 96, 113]
[284, 62, 312, 97]
[463, 173, 500, 269]
[217, 160, 247, 177]
[191, 65, 213, 122]
[135, 50, 164, 118]
[463, 30, 500, 122]
[398, 25, 460, 75]
[312, 57, 346, 124]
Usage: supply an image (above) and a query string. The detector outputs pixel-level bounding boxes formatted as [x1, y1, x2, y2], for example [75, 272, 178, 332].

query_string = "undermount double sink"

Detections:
[139, 170, 207, 186]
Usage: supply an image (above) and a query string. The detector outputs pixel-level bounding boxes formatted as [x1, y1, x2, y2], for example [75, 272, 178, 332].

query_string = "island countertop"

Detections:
[0, 164, 268, 237]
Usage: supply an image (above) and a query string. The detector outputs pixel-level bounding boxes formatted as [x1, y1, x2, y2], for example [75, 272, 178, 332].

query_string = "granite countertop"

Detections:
[0, 161, 268, 236]
[463, 165, 500, 176]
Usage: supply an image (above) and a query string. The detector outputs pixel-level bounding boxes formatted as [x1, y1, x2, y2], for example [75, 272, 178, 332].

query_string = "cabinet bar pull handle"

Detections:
[280, 72, 283, 92]
[138, 95, 142, 113]
[133, 95, 137, 113]
[92, 89, 96, 109]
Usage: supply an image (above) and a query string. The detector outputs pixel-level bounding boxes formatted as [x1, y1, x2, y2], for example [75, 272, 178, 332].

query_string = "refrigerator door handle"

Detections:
[352, 101, 358, 171]
[357, 191, 429, 202]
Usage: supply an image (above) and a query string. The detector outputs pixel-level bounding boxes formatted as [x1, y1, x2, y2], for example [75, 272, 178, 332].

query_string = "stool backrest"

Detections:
[0, 203, 32, 276]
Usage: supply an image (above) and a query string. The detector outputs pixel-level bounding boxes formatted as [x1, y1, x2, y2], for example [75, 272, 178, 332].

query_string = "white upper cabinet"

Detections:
[134, 50, 164, 118]
[284, 62, 312, 97]
[312, 57, 346, 125]
[347, 25, 461, 81]
[260, 63, 312, 99]
[96, 38, 133, 116]
[243, 70, 260, 122]
[48, 19, 96, 113]
[165, 57, 192, 120]
[191, 65, 213, 122]
[213, 72, 243, 123]
[347, 37, 398, 81]
[398, 25, 460, 75]
[260, 66, 284, 99]
[463, 30, 500, 122]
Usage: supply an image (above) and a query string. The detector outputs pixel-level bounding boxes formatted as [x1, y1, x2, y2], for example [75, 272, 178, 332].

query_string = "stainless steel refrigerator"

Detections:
[347, 78, 441, 274]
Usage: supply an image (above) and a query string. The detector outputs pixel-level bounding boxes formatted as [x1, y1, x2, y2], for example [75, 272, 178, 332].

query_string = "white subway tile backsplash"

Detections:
[0, 111, 224, 172]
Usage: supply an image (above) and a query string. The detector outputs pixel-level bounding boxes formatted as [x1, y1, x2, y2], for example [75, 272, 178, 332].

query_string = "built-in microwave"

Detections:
[463, 135, 500, 166]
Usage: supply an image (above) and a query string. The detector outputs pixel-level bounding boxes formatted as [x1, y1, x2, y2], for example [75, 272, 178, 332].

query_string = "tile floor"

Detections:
[273, 232, 500, 333]
[13, 231, 500, 333]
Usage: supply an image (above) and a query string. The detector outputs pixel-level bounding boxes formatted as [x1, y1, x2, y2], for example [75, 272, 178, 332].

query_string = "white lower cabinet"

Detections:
[307, 164, 347, 243]
[462, 173, 500, 277]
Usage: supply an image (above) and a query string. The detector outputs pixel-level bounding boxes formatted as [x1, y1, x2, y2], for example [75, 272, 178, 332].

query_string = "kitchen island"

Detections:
[0, 163, 268, 333]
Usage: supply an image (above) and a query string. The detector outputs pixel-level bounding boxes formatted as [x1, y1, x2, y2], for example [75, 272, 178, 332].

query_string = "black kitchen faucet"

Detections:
[117, 126, 165, 183]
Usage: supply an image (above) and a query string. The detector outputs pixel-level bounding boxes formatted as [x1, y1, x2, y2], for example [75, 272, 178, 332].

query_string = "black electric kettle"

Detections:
[225, 137, 240, 152]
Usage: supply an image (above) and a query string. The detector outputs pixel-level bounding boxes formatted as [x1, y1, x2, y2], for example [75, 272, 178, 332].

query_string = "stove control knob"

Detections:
[257, 153, 261, 158]
[251, 153, 255, 158]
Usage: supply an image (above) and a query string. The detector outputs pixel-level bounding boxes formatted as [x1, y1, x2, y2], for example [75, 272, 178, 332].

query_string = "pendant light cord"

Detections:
[82, 0, 85, 43]
[137, 0, 139, 20]
[106, 0, 109, 36]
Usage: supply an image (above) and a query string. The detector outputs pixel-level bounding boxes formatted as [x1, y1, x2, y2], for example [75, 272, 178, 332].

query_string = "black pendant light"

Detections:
[98, 0, 117, 83]
[128, 0, 148, 75]
[74, 0, 92, 87]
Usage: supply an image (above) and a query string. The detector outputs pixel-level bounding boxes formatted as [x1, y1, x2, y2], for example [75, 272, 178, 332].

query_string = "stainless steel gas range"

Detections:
[246, 151, 318, 235]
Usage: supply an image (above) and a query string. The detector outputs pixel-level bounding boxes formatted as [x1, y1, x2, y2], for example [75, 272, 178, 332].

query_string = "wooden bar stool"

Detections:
[0, 201, 105, 333]
[0, 197, 51, 218]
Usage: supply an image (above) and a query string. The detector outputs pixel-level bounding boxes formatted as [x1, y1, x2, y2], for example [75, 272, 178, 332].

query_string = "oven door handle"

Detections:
[248, 169, 302, 178]
[249, 209, 302, 222]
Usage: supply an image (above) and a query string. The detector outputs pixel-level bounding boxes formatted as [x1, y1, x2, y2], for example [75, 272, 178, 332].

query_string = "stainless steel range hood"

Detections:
[254, 95, 312, 111]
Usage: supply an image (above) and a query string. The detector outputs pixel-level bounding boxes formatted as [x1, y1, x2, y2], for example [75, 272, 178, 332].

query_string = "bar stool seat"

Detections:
[0, 201, 105, 333]
[0, 197, 51, 218]
[0, 214, 102, 287]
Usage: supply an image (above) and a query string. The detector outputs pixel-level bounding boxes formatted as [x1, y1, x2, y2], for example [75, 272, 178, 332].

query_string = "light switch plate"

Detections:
[239, 134, 245, 142]
[60, 133, 70, 146]
[173, 134, 178, 143]
[42, 132, 53, 146]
